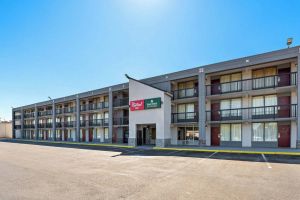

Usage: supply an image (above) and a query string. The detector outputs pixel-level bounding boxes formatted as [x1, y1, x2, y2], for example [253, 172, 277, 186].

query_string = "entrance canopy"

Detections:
[126, 75, 172, 147]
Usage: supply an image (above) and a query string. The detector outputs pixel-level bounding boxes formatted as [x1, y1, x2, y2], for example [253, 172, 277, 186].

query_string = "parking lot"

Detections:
[0, 140, 300, 200]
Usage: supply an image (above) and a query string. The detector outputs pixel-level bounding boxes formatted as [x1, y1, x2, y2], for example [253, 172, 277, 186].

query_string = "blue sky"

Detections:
[0, 0, 300, 120]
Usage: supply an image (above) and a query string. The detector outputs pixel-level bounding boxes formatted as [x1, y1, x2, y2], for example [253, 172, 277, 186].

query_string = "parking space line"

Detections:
[208, 152, 218, 158]
[261, 154, 272, 169]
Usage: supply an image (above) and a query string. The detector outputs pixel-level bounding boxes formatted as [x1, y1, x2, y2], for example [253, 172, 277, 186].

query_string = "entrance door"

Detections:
[278, 68, 291, 87]
[137, 130, 143, 146]
[64, 130, 68, 141]
[211, 79, 221, 95]
[89, 128, 93, 142]
[82, 129, 86, 142]
[278, 96, 291, 118]
[278, 125, 290, 147]
[211, 127, 220, 146]
[211, 103, 221, 121]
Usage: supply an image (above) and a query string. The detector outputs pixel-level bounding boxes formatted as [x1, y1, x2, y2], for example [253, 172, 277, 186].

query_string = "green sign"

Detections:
[144, 97, 161, 109]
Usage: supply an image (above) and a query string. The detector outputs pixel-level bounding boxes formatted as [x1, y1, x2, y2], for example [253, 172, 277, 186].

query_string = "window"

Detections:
[265, 123, 277, 142]
[220, 98, 242, 118]
[177, 103, 196, 120]
[220, 73, 242, 93]
[252, 95, 277, 116]
[220, 124, 230, 141]
[104, 128, 109, 139]
[177, 126, 199, 145]
[220, 124, 242, 142]
[252, 122, 277, 142]
[253, 67, 277, 88]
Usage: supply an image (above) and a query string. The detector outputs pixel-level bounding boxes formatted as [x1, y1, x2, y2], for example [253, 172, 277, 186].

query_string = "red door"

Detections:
[82, 129, 86, 142]
[211, 103, 221, 121]
[211, 79, 221, 95]
[278, 68, 290, 87]
[278, 96, 290, 118]
[89, 129, 93, 142]
[278, 125, 291, 148]
[211, 127, 220, 146]
[64, 130, 68, 141]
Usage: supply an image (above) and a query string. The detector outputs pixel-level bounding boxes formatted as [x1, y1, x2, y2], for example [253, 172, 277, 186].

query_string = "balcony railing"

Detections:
[80, 120, 86, 127]
[89, 118, 109, 126]
[56, 122, 63, 128]
[24, 124, 35, 129]
[206, 104, 297, 121]
[64, 107, 75, 113]
[38, 123, 53, 128]
[14, 125, 21, 129]
[14, 115, 21, 120]
[56, 109, 63, 114]
[172, 112, 198, 123]
[206, 72, 297, 96]
[88, 102, 109, 111]
[113, 117, 129, 125]
[24, 113, 35, 118]
[38, 110, 52, 117]
[113, 98, 129, 107]
[64, 121, 76, 127]
[172, 88, 198, 100]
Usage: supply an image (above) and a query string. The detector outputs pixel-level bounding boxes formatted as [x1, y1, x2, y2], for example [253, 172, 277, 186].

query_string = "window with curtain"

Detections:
[265, 123, 277, 141]
[231, 124, 242, 141]
[186, 104, 195, 119]
[253, 123, 264, 141]
[220, 99, 241, 118]
[221, 100, 231, 117]
[230, 73, 242, 91]
[221, 75, 231, 93]
[264, 95, 277, 115]
[220, 124, 230, 141]
[253, 67, 277, 88]
[104, 128, 109, 139]
[252, 96, 264, 116]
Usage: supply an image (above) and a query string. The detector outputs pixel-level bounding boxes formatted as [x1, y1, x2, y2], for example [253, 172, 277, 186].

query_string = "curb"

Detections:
[12, 139, 134, 149]
[153, 147, 300, 156]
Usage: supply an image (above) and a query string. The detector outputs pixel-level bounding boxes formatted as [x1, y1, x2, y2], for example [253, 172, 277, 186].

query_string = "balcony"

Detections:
[206, 72, 297, 96]
[38, 123, 52, 128]
[172, 88, 198, 100]
[56, 122, 63, 128]
[113, 98, 129, 107]
[24, 113, 35, 118]
[206, 104, 297, 121]
[80, 120, 86, 127]
[64, 107, 75, 114]
[38, 110, 52, 117]
[24, 124, 35, 129]
[88, 102, 109, 111]
[113, 117, 129, 125]
[64, 121, 76, 128]
[171, 112, 198, 123]
[14, 115, 21, 120]
[14, 125, 21, 129]
[89, 118, 109, 127]
[56, 109, 63, 114]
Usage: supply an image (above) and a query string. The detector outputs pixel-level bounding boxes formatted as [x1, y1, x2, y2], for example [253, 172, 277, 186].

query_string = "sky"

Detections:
[0, 0, 300, 120]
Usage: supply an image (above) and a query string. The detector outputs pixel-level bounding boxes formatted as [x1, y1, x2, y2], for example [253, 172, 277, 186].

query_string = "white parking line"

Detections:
[208, 152, 218, 158]
[262, 153, 272, 169]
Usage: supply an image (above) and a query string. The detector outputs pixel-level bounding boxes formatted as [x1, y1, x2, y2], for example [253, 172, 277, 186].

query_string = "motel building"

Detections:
[12, 46, 300, 148]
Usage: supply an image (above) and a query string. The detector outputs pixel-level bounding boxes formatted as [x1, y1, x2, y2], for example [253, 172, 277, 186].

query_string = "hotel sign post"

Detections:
[130, 97, 161, 111]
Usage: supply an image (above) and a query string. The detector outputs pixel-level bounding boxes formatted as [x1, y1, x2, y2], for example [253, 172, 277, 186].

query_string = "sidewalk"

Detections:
[154, 145, 300, 156]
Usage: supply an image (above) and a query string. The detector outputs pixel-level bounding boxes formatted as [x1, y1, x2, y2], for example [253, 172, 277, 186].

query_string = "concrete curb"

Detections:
[153, 147, 300, 156]
[11, 139, 134, 149]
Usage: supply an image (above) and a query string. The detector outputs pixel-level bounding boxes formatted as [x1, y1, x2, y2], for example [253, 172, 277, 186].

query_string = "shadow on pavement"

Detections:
[1, 139, 300, 165]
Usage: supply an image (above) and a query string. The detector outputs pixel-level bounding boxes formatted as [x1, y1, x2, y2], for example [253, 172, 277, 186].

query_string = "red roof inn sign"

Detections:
[130, 97, 162, 111]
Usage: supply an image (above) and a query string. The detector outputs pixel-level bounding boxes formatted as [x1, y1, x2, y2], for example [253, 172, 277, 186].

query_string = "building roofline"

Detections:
[13, 45, 300, 111]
